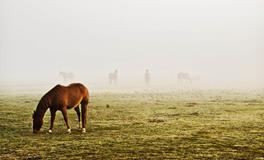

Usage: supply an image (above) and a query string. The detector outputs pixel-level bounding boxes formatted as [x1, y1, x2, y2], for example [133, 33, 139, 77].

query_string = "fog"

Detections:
[0, 0, 263, 93]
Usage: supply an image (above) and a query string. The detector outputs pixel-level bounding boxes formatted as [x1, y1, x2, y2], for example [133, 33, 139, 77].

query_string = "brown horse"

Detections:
[32, 83, 89, 134]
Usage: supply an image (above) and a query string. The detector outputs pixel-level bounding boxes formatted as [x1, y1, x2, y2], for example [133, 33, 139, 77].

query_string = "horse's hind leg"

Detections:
[61, 108, 71, 134]
[74, 106, 81, 129]
[81, 101, 88, 133]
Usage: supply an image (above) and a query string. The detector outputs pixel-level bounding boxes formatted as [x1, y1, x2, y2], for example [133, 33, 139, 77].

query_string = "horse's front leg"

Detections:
[49, 109, 56, 133]
[81, 102, 88, 133]
[61, 108, 71, 134]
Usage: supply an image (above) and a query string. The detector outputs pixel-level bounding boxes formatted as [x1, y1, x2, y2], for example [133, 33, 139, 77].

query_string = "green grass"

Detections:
[0, 90, 264, 159]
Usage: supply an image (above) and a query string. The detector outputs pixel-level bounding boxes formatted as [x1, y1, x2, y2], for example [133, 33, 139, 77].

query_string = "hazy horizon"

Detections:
[1, 0, 263, 92]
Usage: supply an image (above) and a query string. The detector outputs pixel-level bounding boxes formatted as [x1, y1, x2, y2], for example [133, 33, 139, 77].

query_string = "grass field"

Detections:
[0, 90, 264, 159]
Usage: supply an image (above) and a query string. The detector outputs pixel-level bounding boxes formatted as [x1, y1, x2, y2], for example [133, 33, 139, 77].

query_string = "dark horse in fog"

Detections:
[32, 83, 89, 134]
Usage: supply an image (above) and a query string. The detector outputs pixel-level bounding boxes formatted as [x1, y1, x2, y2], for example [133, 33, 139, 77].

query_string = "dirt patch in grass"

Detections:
[189, 112, 199, 116]
[148, 118, 166, 123]
[185, 102, 198, 107]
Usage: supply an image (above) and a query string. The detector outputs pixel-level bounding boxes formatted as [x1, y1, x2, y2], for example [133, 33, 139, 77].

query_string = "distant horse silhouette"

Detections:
[108, 70, 118, 85]
[144, 69, 151, 85]
[59, 72, 74, 83]
[178, 72, 192, 85]
[32, 83, 89, 134]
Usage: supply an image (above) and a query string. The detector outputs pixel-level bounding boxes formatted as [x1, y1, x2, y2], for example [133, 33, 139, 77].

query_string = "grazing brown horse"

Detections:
[32, 83, 89, 134]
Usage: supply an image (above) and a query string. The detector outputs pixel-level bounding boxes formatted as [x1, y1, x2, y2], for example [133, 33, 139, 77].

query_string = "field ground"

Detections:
[0, 90, 264, 159]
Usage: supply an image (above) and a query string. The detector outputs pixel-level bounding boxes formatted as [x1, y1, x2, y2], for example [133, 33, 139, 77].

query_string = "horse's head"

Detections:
[32, 110, 43, 133]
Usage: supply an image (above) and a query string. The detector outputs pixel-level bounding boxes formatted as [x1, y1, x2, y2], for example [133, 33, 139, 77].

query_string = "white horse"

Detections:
[144, 69, 151, 85]
[59, 72, 74, 83]
[177, 72, 192, 85]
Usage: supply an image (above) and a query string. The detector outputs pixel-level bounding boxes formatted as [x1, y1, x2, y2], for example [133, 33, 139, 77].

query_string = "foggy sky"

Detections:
[0, 0, 263, 91]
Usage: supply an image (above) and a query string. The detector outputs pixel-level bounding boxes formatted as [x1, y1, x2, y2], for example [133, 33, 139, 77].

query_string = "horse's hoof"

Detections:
[67, 129, 71, 134]
[82, 128, 86, 133]
[48, 129, 52, 133]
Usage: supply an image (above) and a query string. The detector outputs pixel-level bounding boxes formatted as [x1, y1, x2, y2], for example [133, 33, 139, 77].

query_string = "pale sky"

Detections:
[0, 0, 263, 91]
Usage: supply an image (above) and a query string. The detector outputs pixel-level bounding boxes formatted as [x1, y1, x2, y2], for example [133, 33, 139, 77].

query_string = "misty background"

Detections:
[0, 0, 263, 93]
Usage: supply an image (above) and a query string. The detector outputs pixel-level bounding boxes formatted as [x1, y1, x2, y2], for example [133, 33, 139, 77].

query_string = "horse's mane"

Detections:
[33, 86, 58, 119]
